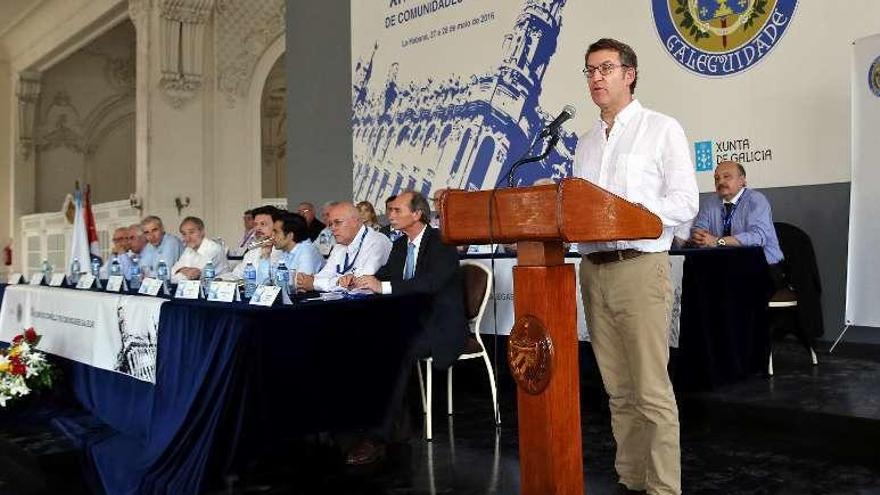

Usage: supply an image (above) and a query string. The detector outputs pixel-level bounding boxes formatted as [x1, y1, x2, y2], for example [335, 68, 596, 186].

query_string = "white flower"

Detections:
[0, 393, 9, 407]
[17, 341, 31, 355]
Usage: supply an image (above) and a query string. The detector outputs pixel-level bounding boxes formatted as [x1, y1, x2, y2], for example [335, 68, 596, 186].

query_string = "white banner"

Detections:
[0, 286, 165, 383]
[845, 34, 880, 328]
[466, 255, 684, 347]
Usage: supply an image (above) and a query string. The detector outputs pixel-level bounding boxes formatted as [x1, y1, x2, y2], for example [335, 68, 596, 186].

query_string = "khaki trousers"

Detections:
[579, 252, 680, 495]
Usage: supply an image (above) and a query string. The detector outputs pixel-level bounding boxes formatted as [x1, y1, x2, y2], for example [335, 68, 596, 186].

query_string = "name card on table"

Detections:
[29, 273, 44, 286]
[106, 275, 126, 292]
[206, 281, 240, 302]
[7, 273, 23, 284]
[174, 280, 201, 299]
[49, 273, 66, 287]
[138, 277, 163, 296]
[76, 273, 96, 289]
[249, 285, 280, 306]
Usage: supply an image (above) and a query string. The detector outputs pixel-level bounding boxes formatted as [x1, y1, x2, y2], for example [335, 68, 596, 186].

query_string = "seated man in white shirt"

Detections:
[297, 202, 392, 292]
[256, 212, 324, 284]
[221, 205, 282, 281]
[170, 216, 229, 282]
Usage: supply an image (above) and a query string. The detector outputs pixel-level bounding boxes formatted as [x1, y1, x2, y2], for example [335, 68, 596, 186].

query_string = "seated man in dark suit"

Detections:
[346, 190, 467, 464]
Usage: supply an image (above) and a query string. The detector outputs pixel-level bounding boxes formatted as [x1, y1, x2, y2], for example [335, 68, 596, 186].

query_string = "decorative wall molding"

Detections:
[158, 0, 214, 108]
[16, 72, 42, 161]
[216, 0, 284, 107]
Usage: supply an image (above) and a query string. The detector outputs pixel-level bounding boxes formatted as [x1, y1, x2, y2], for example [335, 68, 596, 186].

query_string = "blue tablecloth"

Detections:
[0, 284, 424, 494]
[670, 247, 773, 390]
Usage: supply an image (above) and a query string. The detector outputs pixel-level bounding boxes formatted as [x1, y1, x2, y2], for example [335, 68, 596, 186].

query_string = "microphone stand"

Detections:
[506, 133, 560, 188]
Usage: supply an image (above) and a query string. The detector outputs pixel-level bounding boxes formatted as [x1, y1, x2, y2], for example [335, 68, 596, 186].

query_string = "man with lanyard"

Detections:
[690, 160, 785, 287]
[575, 38, 698, 495]
[256, 212, 324, 284]
[297, 202, 391, 292]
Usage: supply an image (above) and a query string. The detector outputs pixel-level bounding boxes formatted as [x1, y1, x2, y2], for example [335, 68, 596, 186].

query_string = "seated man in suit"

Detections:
[690, 160, 785, 286]
[255, 212, 324, 284]
[297, 202, 392, 291]
[346, 190, 467, 464]
[171, 216, 229, 282]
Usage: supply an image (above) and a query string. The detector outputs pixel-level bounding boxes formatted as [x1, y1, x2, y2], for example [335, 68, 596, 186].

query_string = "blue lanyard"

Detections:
[722, 202, 738, 234]
[336, 227, 369, 275]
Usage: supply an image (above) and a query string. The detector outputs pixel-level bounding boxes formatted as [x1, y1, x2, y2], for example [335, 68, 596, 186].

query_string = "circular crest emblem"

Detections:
[869, 55, 880, 97]
[652, 0, 798, 77]
[507, 314, 554, 395]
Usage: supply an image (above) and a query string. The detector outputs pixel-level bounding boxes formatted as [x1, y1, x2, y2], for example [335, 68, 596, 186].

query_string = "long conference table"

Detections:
[0, 246, 772, 493]
[0, 283, 425, 495]
[461, 246, 774, 391]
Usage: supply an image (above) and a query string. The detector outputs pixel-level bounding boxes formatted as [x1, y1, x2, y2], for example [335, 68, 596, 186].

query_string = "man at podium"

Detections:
[574, 38, 698, 495]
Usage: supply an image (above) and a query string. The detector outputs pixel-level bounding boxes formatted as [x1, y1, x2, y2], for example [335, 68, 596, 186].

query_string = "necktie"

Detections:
[404, 242, 416, 280]
[723, 203, 734, 237]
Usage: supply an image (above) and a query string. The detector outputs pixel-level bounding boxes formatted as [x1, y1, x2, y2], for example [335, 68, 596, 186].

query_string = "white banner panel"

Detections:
[0, 286, 165, 383]
[845, 34, 880, 328]
[353, 2, 880, 199]
[467, 256, 684, 347]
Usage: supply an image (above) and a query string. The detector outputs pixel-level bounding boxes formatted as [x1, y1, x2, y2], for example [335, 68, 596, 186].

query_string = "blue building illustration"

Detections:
[351, 0, 577, 205]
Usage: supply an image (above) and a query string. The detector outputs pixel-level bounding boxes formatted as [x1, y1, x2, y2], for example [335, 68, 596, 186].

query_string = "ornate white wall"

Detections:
[1, 0, 287, 273]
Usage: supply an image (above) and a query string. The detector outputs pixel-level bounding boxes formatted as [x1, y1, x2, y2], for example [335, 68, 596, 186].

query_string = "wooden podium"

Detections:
[439, 178, 662, 495]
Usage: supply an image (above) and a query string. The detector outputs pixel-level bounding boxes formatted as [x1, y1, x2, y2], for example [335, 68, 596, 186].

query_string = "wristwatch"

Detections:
[716, 237, 727, 247]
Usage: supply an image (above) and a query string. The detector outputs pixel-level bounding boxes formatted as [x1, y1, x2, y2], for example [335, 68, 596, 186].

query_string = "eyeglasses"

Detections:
[112, 237, 126, 242]
[329, 219, 349, 228]
[582, 63, 630, 78]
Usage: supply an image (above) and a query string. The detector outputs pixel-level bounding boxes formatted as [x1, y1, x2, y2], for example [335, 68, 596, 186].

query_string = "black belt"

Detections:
[585, 249, 646, 265]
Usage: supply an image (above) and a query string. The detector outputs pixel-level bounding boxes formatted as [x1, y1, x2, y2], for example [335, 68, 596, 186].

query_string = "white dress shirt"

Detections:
[380, 223, 426, 294]
[313, 225, 392, 291]
[170, 237, 230, 282]
[574, 100, 699, 254]
[221, 245, 279, 281]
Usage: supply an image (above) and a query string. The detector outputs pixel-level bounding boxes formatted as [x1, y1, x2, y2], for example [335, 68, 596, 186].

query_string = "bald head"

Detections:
[327, 202, 364, 245]
[714, 161, 747, 201]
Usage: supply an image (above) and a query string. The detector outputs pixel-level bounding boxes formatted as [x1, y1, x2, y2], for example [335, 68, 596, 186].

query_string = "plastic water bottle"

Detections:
[129, 261, 142, 290]
[243, 262, 257, 299]
[156, 259, 169, 282]
[110, 256, 122, 277]
[42, 259, 52, 283]
[203, 261, 215, 291]
[274, 262, 289, 295]
[91, 257, 101, 278]
[69, 258, 81, 285]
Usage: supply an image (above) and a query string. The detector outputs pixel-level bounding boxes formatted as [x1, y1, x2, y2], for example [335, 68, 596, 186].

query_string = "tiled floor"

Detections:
[2, 340, 879, 494]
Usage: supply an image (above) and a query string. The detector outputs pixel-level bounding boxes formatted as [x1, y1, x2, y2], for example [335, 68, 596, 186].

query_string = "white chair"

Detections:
[767, 287, 817, 376]
[416, 261, 499, 440]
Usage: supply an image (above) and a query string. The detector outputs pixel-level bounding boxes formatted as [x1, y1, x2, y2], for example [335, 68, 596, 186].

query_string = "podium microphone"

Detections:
[539, 104, 576, 138]
[506, 105, 576, 187]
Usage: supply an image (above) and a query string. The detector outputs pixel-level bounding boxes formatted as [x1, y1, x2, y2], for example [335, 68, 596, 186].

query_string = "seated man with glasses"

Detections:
[296, 202, 392, 292]
[99, 226, 134, 277]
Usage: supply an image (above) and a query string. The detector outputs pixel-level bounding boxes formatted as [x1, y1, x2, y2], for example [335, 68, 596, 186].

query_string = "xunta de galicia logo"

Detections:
[869, 55, 880, 97]
[652, 0, 798, 77]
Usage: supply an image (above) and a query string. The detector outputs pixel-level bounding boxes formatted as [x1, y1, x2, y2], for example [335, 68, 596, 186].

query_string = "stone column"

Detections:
[128, 0, 214, 228]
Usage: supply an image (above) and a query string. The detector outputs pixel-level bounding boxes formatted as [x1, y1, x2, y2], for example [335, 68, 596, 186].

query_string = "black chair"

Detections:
[767, 222, 822, 375]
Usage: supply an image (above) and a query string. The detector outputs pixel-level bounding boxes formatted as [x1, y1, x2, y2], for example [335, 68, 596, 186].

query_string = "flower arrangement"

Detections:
[0, 327, 55, 407]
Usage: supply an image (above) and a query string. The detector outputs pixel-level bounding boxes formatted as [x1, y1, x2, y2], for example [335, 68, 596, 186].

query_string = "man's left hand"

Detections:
[353, 275, 381, 293]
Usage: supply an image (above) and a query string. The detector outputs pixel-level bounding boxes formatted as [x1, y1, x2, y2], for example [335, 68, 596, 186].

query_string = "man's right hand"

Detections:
[297, 272, 315, 291]
[337, 274, 355, 288]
